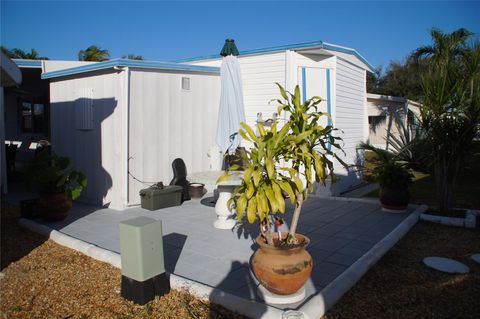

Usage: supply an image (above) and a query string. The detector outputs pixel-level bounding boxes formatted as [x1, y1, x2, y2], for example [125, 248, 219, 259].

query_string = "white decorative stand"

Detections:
[188, 170, 242, 230]
[214, 185, 237, 229]
[213, 173, 242, 230]
[259, 285, 306, 304]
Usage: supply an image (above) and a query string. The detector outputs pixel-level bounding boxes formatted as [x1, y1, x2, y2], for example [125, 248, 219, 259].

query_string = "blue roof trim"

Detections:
[175, 40, 375, 72]
[175, 40, 325, 63]
[321, 42, 375, 72]
[13, 59, 42, 68]
[41, 59, 220, 79]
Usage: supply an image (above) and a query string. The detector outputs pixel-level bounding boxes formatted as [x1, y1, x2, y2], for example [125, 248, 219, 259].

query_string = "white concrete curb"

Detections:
[419, 209, 478, 229]
[169, 274, 285, 319]
[18, 218, 121, 268]
[299, 204, 427, 319]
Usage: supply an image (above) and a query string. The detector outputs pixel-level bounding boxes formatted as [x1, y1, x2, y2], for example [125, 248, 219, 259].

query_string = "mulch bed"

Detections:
[323, 222, 480, 319]
[0, 203, 244, 319]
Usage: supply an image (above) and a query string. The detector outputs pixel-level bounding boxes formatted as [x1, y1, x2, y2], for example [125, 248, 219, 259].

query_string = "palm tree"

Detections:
[78, 45, 110, 61]
[415, 28, 480, 213]
[1, 47, 49, 60]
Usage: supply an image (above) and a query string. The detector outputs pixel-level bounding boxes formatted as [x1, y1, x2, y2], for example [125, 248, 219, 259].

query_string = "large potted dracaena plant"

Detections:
[220, 84, 345, 297]
[26, 150, 87, 221]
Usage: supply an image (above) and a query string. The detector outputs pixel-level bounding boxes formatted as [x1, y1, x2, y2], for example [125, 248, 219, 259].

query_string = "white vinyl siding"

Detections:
[50, 71, 127, 208]
[334, 57, 367, 191]
[189, 52, 286, 128]
[127, 69, 220, 204]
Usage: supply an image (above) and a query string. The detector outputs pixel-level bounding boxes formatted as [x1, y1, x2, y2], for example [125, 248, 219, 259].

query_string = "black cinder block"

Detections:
[121, 272, 170, 305]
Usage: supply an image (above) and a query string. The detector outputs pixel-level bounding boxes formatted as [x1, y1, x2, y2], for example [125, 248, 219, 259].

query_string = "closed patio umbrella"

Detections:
[216, 39, 245, 155]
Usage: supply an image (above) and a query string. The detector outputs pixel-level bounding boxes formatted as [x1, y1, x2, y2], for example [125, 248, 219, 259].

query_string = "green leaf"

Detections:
[240, 122, 258, 142]
[276, 82, 288, 100]
[236, 194, 247, 221]
[293, 85, 301, 107]
[243, 167, 253, 183]
[292, 174, 303, 192]
[257, 188, 269, 214]
[278, 180, 295, 204]
[247, 197, 257, 224]
[252, 170, 261, 187]
[266, 159, 275, 179]
[246, 182, 255, 199]
[70, 186, 82, 200]
[257, 123, 266, 137]
[272, 182, 285, 213]
[264, 186, 279, 213]
[238, 129, 251, 142]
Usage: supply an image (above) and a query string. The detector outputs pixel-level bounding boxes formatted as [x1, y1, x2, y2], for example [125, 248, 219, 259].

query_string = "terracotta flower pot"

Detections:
[38, 192, 72, 221]
[252, 233, 312, 295]
[379, 185, 410, 212]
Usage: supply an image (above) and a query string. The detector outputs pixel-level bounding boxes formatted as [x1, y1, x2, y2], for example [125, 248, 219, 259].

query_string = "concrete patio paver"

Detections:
[14, 194, 424, 318]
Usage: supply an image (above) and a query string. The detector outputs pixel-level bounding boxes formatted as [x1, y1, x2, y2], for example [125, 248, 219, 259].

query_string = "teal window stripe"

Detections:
[302, 67, 306, 103]
[326, 69, 332, 151]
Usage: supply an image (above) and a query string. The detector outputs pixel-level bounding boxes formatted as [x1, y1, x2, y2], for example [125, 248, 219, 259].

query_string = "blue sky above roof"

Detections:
[2, 1, 479, 71]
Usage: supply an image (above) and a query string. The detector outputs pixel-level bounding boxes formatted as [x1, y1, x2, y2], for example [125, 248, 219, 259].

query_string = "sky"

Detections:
[1, 1, 479, 70]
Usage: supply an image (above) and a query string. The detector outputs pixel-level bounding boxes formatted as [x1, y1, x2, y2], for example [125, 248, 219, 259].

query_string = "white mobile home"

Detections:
[43, 59, 220, 209]
[179, 41, 375, 195]
[367, 93, 421, 150]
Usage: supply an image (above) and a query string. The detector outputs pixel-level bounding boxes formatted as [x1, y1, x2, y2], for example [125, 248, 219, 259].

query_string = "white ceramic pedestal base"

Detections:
[258, 285, 306, 304]
[214, 188, 236, 230]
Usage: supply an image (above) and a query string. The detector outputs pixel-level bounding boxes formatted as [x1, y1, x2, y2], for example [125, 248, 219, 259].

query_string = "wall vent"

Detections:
[75, 88, 94, 130]
[181, 77, 191, 91]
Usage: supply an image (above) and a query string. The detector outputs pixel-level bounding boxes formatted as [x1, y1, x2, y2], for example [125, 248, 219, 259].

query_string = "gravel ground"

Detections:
[0, 203, 244, 319]
[2, 202, 479, 319]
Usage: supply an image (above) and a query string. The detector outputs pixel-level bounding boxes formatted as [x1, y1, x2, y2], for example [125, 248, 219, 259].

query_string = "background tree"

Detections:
[1, 46, 49, 60]
[367, 56, 425, 100]
[414, 27, 479, 213]
[78, 45, 110, 61]
[366, 66, 382, 94]
[121, 54, 144, 60]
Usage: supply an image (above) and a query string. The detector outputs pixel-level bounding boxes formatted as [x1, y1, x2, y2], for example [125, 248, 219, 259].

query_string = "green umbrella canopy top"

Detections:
[220, 39, 239, 57]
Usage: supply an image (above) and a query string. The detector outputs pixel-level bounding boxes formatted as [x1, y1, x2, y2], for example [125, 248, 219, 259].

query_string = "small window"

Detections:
[20, 101, 47, 134]
[22, 102, 33, 132]
[182, 77, 191, 91]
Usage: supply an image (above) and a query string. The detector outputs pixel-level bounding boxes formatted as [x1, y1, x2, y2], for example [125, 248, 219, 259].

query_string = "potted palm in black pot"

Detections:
[26, 150, 87, 221]
[358, 143, 414, 212]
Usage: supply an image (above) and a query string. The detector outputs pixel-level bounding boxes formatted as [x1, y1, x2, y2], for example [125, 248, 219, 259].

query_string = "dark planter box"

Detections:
[139, 186, 183, 211]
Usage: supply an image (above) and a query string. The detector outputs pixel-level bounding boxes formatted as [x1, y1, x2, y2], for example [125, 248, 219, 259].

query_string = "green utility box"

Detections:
[139, 185, 183, 211]
[119, 217, 165, 282]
